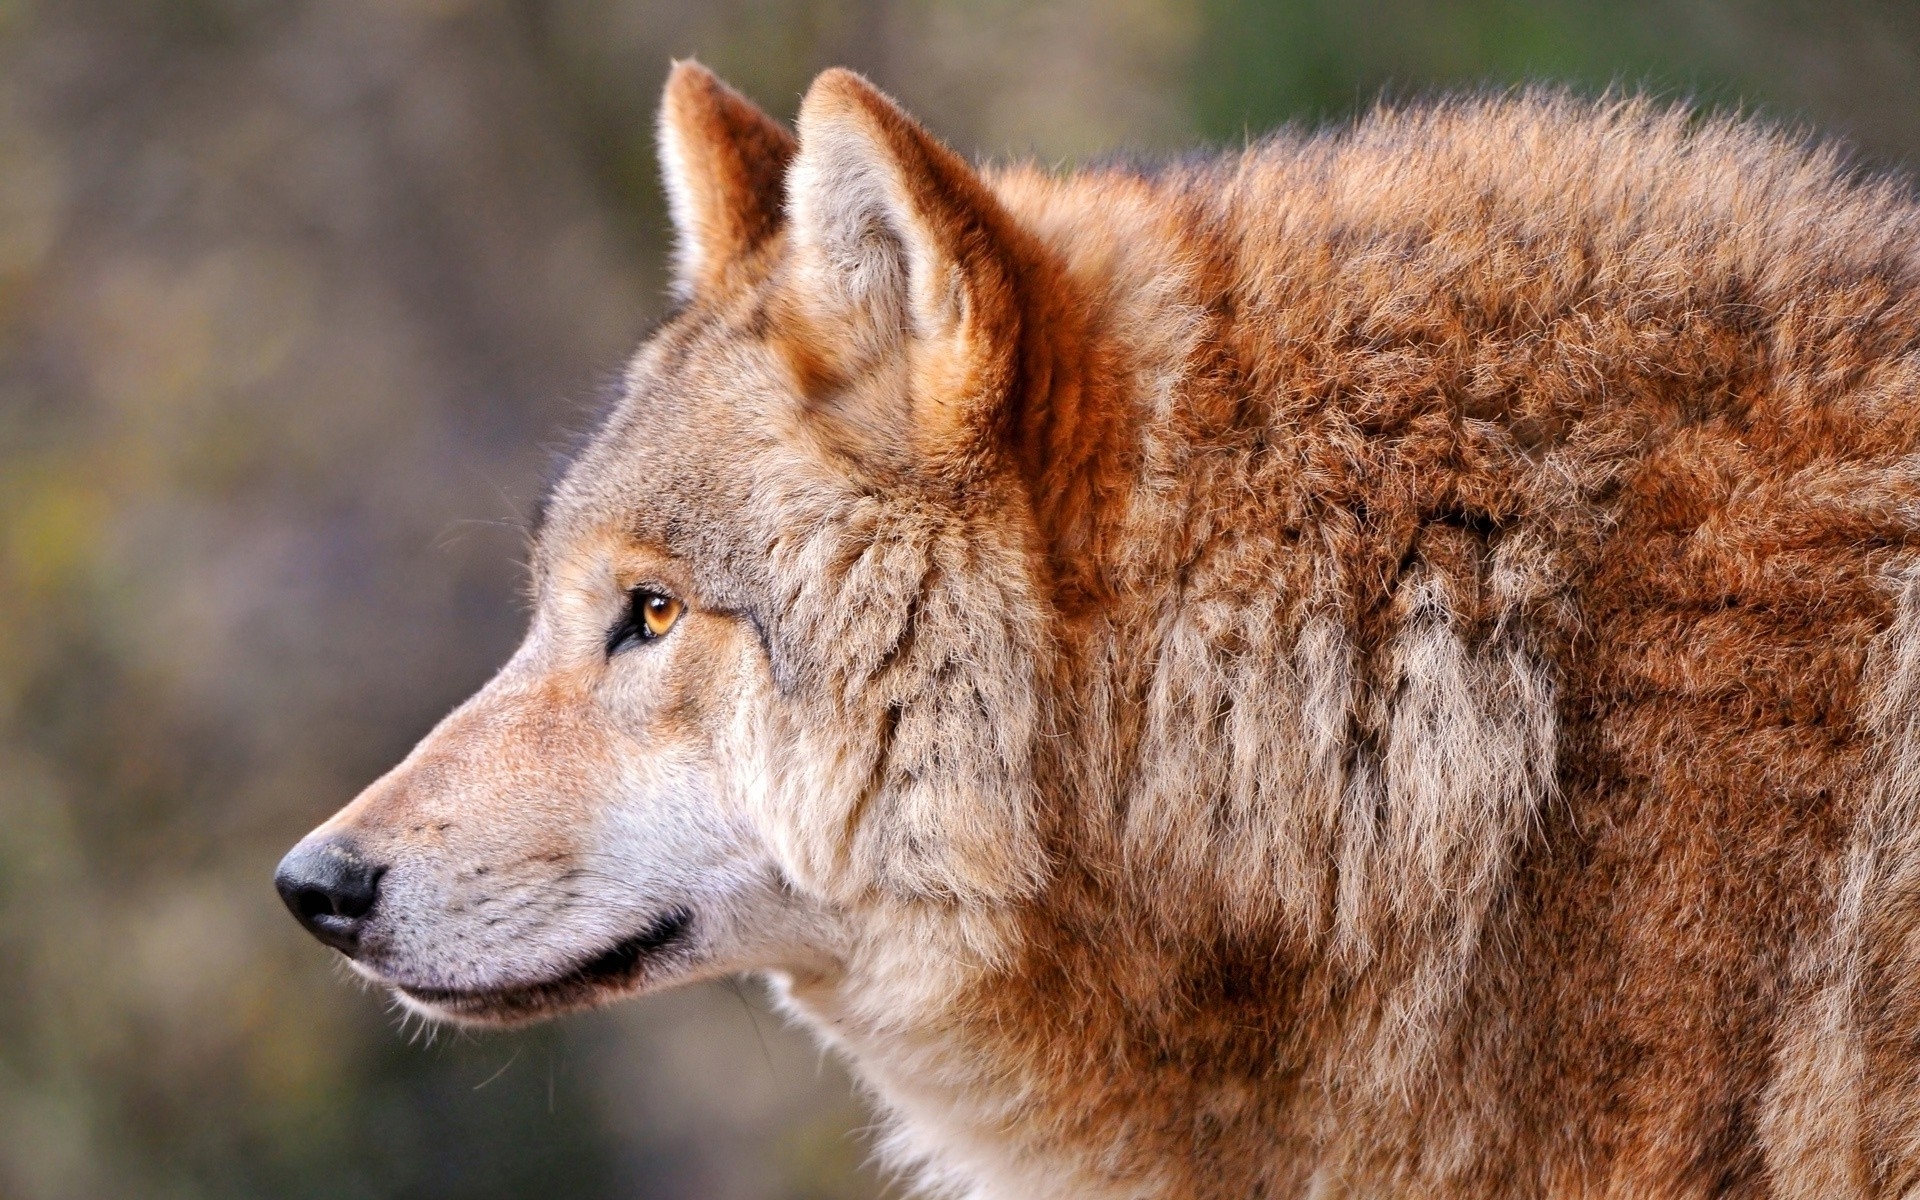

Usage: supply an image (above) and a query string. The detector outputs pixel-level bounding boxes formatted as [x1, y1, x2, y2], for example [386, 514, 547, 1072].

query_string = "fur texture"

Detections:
[281, 64, 1920, 1198]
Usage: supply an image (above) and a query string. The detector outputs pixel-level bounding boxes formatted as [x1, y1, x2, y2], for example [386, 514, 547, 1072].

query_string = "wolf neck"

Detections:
[989, 162, 1217, 619]
[775, 167, 1296, 1199]
[775, 155, 1574, 1198]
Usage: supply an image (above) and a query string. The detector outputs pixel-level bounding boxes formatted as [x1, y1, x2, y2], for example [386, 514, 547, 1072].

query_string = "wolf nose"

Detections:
[274, 837, 384, 955]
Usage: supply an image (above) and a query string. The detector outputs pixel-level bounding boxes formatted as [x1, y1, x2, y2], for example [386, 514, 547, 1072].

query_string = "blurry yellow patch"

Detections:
[2, 466, 108, 596]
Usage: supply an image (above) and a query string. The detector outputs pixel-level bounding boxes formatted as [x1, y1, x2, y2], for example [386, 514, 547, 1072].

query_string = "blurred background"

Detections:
[3, 1, 1919, 1196]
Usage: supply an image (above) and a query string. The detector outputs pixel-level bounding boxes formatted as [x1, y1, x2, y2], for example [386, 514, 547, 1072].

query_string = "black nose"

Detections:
[275, 837, 384, 955]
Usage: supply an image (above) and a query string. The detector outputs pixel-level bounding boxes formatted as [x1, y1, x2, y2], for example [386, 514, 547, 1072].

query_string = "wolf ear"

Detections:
[782, 69, 1023, 472]
[657, 60, 796, 301]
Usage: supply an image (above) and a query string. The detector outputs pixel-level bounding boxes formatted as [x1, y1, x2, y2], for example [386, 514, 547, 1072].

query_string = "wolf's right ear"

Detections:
[657, 60, 796, 301]
[779, 70, 1024, 479]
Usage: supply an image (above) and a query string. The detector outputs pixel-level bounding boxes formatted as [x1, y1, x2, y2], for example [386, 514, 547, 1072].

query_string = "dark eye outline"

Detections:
[606, 588, 683, 656]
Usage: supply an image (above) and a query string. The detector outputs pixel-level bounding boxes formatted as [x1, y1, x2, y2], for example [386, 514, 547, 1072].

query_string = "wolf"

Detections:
[276, 61, 1920, 1197]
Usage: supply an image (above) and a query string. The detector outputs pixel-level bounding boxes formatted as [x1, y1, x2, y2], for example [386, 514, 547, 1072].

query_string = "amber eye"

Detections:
[607, 589, 683, 656]
[640, 592, 682, 638]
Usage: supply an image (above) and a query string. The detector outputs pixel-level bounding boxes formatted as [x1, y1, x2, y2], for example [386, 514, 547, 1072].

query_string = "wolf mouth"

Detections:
[394, 907, 694, 1022]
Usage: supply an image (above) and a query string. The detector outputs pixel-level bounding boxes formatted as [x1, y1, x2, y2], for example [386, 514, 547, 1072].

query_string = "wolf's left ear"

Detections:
[657, 60, 796, 300]
[782, 70, 1023, 472]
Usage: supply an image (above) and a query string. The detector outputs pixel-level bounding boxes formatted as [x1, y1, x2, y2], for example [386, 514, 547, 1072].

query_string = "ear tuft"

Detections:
[657, 60, 796, 300]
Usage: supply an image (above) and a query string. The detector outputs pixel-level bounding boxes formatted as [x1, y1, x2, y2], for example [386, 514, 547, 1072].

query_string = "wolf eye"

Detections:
[608, 589, 683, 655]
[641, 592, 682, 637]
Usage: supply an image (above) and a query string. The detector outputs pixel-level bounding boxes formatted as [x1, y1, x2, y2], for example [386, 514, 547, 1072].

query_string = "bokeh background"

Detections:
[4, 1, 1920, 1197]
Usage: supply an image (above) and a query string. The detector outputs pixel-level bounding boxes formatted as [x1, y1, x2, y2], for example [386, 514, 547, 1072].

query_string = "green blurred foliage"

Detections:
[1193, 0, 1920, 161]
[1, 1, 1917, 1197]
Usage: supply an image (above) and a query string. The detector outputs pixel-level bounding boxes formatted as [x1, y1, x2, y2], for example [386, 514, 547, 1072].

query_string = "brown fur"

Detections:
[287, 65, 1920, 1197]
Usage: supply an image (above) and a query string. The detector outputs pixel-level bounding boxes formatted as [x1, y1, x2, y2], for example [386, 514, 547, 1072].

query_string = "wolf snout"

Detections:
[275, 836, 385, 955]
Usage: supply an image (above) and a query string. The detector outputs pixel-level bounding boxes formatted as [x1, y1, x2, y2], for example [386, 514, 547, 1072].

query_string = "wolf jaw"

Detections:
[387, 907, 695, 1025]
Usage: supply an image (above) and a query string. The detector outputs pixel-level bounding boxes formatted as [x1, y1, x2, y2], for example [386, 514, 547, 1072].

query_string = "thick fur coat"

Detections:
[278, 64, 1920, 1197]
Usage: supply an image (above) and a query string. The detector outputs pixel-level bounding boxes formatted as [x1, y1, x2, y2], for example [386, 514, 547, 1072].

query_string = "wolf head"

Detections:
[274, 63, 1063, 1024]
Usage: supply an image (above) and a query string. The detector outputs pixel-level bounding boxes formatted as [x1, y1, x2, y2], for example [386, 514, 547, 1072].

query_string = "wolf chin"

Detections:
[276, 62, 1920, 1198]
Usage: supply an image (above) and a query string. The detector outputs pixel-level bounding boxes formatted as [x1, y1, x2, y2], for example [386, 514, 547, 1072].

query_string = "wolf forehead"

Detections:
[534, 314, 795, 569]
